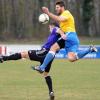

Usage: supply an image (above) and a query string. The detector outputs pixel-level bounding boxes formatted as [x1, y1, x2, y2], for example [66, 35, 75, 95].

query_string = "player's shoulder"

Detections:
[61, 10, 70, 16]
[63, 10, 74, 19]
[64, 10, 71, 14]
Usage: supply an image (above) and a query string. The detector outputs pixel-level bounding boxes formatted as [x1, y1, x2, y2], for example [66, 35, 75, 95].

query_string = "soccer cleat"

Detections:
[90, 45, 98, 52]
[49, 92, 55, 100]
[31, 66, 44, 74]
[0, 56, 3, 63]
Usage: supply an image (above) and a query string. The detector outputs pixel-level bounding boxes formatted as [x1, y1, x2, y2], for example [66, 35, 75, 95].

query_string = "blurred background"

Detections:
[0, 0, 100, 43]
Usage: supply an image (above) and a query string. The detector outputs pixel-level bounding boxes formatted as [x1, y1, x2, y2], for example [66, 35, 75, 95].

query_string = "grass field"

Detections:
[0, 59, 100, 100]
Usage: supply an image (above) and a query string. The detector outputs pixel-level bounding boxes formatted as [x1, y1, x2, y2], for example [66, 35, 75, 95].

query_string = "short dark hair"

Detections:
[56, 1, 65, 8]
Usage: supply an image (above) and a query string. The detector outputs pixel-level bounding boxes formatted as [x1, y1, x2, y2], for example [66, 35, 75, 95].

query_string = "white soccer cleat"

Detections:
[49, 91, 55, 100]
[90, 45, 98, 52]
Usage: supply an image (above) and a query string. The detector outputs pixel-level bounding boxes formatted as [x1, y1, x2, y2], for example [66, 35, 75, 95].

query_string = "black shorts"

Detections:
[28, 49, 53, 72]
[57, 38, 65, 49]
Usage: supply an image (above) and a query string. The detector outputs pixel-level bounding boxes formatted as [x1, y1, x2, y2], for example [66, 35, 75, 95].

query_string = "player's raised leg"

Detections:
[0, 51, 29, 63]
[67, 45, 98, 62]
[33, 42, 60, 73]
[33, 38, 65, 73]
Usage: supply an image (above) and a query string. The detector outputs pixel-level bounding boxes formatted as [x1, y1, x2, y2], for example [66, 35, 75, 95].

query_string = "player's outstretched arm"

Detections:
[42, 7, 67, 22]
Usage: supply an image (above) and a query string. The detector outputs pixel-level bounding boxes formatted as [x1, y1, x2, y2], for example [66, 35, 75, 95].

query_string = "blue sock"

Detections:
[40, 52, 55, 71]
[77, 48, 91, 59]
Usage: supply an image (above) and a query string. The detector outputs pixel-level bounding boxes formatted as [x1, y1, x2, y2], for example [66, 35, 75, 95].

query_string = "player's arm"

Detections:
[56, 28, 66, 40]
[42, 7, 67, 22]
[48, 12, 67, 22]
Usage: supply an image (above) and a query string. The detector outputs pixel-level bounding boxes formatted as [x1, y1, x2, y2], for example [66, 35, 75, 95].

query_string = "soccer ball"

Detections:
[39, 13, 49, 24]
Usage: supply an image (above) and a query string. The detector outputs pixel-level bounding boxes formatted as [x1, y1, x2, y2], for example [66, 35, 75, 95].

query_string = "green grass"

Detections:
[0, 59, 100, 100]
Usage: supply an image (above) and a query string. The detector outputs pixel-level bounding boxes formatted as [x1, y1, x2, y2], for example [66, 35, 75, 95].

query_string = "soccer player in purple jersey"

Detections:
[0, 22, 62, 100]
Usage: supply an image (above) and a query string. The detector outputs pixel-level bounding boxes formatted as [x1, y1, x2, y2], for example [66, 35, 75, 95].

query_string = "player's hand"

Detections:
[42, 7, 49, 14]
[61, 34, 67, 40]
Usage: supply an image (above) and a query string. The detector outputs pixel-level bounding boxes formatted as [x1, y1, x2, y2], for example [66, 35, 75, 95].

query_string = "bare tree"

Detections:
[0, 0, 100, 40]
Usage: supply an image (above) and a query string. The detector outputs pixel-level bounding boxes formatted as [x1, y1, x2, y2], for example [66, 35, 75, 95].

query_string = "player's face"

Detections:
[55, 5, 62, 15]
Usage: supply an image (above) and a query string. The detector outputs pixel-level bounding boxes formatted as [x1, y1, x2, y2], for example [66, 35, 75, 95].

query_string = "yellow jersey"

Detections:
[60, 10, 76, 33]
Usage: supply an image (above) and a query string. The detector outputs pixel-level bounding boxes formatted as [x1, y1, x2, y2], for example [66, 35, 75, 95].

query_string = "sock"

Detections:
[40, 51, 55, 71]
[3, 53, 22, 61]
[76, 48, 91, 59]
[45, 76, 53, 93]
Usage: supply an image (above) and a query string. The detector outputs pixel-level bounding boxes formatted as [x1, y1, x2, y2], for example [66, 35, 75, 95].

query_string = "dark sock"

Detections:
[3, 53, 22, 61]
[45, 76, 53, 93]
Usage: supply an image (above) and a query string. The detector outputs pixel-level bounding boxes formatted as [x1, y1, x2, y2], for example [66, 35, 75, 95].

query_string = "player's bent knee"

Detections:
[68, 52, 77, 62]
[68, 58, 76, 62]
[50, 43, 60, 52]
[43, 72, 49, 77]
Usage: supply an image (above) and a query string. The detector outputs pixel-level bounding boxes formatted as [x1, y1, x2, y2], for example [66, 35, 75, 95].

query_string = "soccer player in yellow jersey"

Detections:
[34, 1, 97, 73]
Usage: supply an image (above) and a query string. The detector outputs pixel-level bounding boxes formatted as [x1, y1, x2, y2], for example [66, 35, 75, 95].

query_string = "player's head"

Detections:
[55, 1, 65, 15]
[49, 22, 59, 32]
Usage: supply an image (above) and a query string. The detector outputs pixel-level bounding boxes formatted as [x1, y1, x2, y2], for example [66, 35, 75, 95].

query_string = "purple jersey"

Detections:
[42, 27, 60, 50]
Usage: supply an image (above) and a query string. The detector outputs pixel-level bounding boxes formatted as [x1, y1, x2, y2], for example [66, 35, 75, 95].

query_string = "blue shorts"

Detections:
[65, 32, 80, 53]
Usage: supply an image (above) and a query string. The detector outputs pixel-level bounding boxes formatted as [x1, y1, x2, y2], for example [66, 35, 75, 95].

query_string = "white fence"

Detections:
[0, 45, 100, 59]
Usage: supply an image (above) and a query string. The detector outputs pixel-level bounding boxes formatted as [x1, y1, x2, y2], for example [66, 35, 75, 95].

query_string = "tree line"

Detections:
[0, 0, 100, 40]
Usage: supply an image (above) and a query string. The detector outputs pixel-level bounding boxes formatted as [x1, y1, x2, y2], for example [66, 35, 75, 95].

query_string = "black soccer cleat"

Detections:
[0, 56, 3, 63]
[49, 92, 55, 100]
[90, 45, 98, 53]
[31, 66, 44, 74]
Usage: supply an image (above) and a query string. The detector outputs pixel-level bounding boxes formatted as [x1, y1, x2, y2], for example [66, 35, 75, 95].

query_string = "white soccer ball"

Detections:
[39, 13, 49, 24]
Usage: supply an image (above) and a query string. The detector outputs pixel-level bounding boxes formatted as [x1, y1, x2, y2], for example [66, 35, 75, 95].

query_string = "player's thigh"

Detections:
[67, 45, 78, 62]
[50, 38, 65, 52]
[57, 38, 65, 49]
[50, 43, 60, 52]
[21, 51, 29, 59]
[66, 32, 80, 44]
[28, 49, 47, 62]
